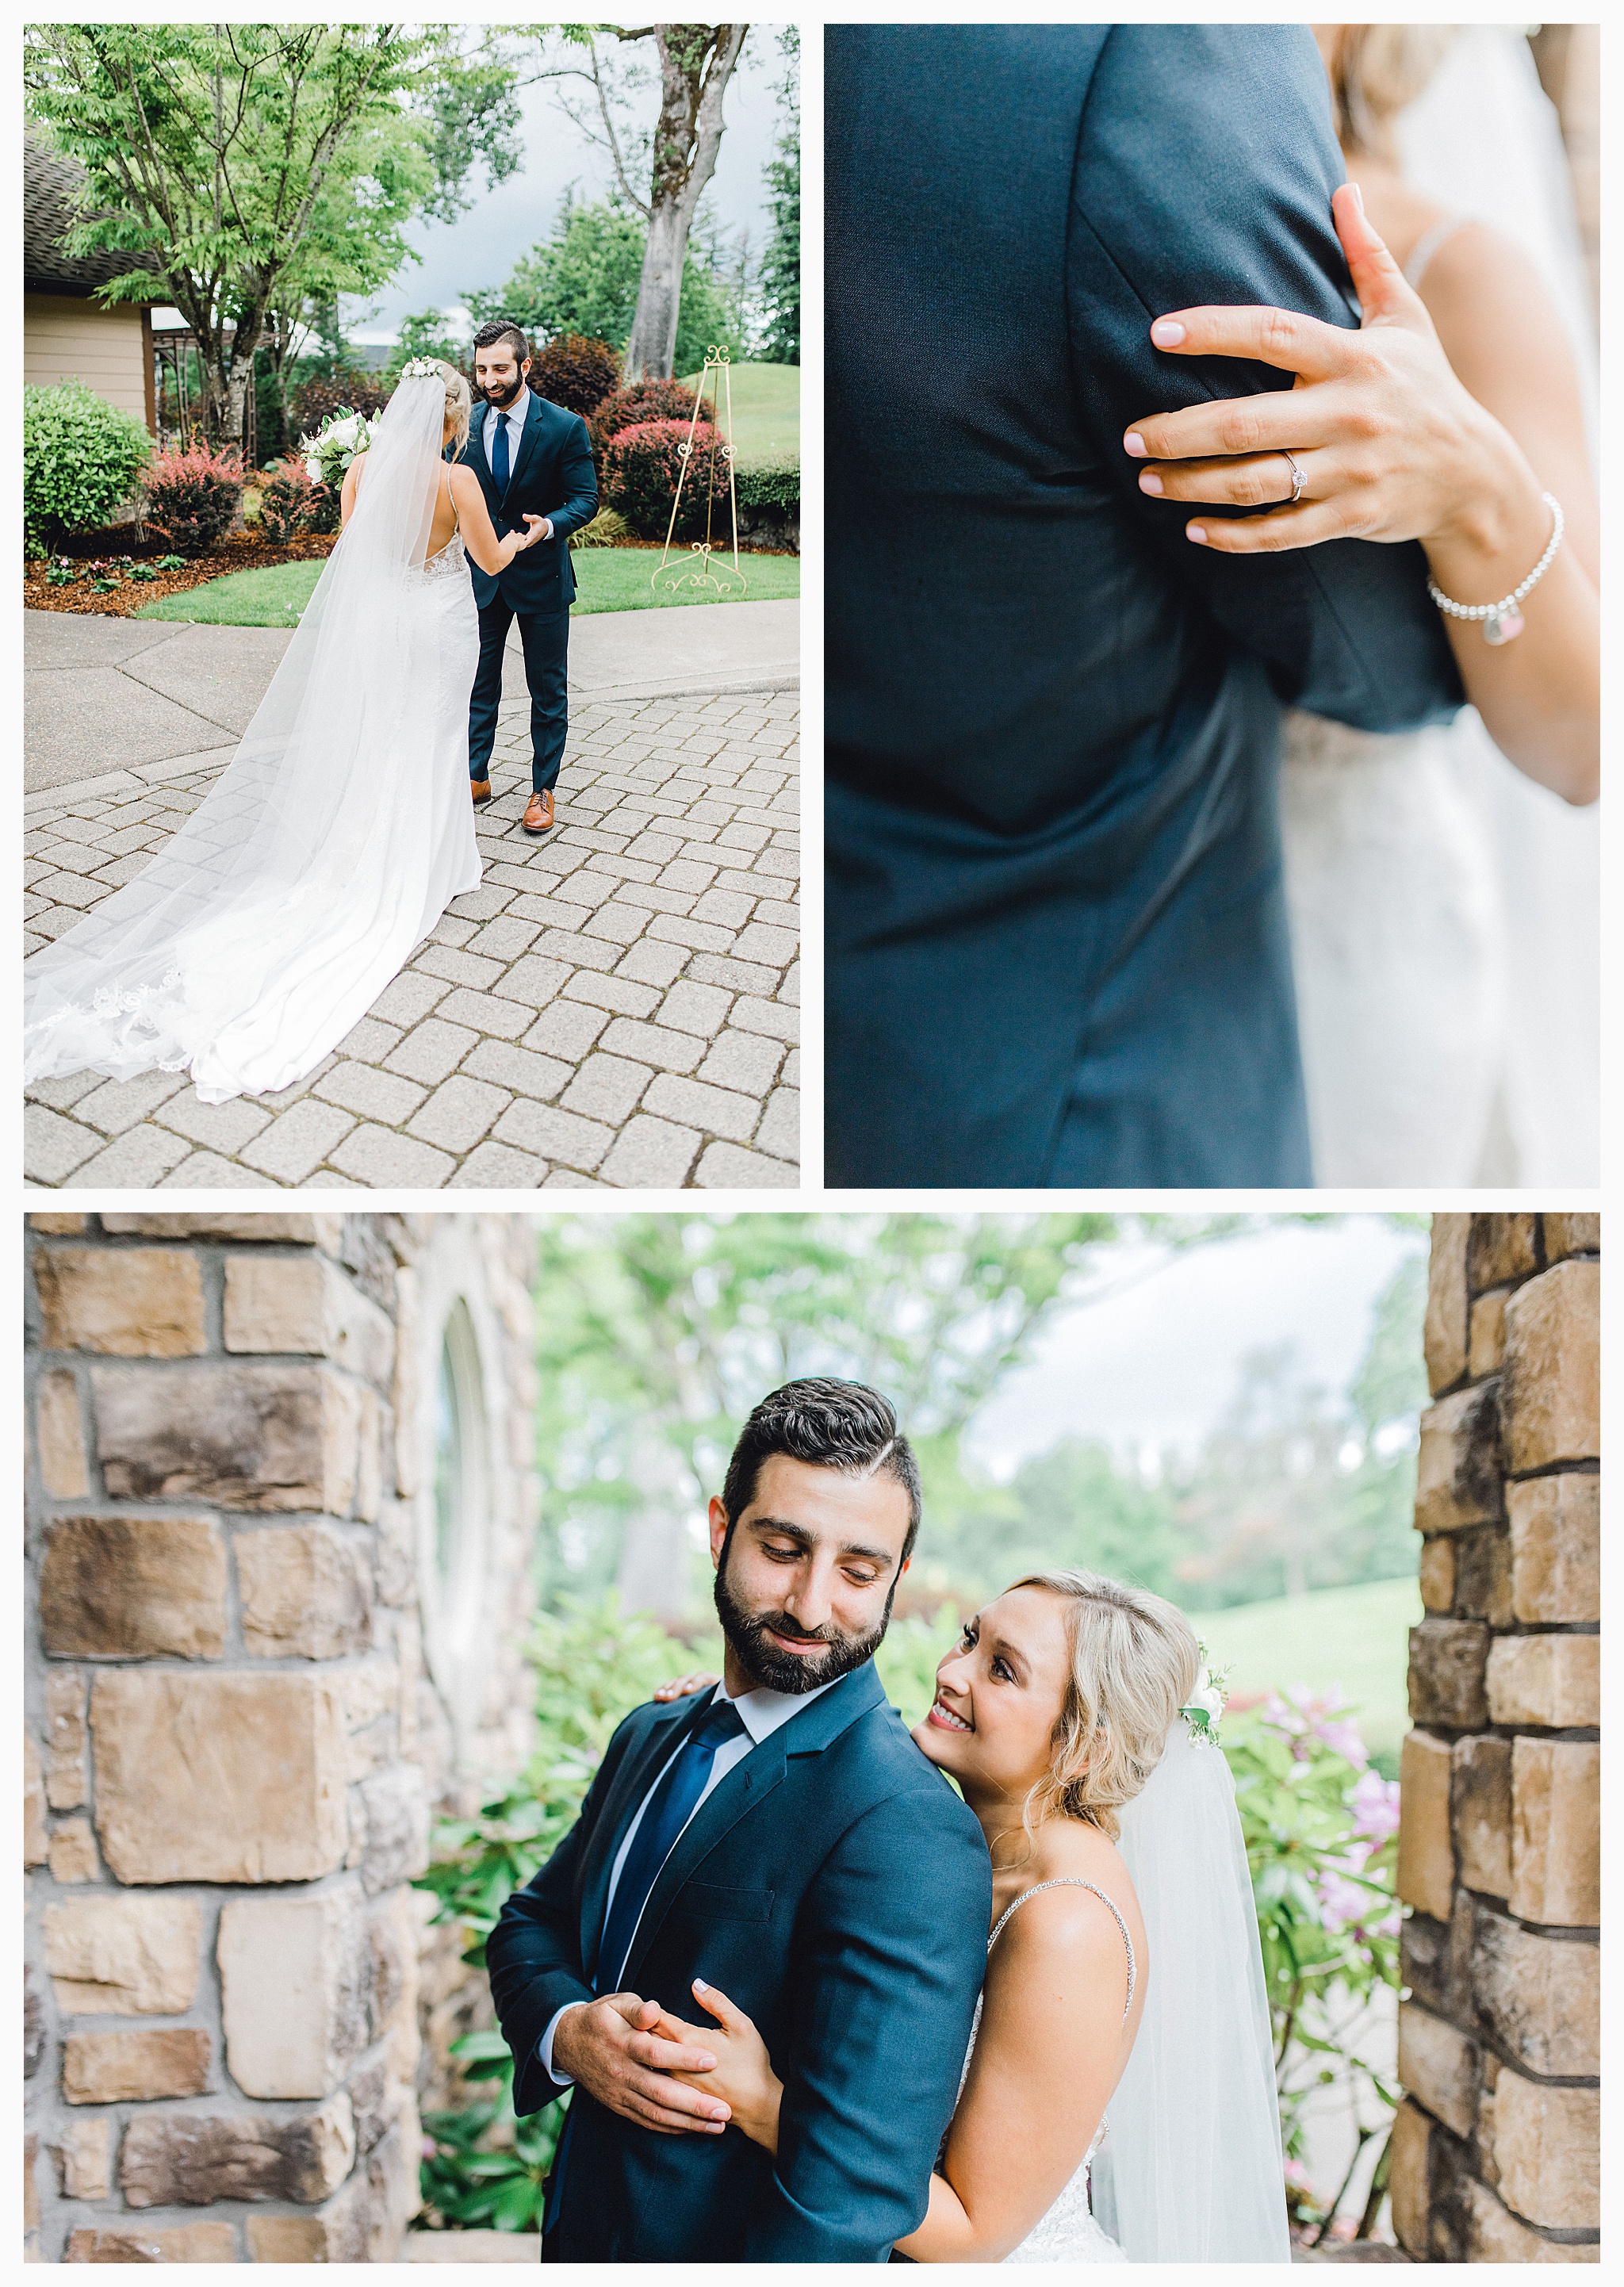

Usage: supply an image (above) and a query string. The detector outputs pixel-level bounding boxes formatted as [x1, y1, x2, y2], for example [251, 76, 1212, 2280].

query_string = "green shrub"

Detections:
[530, 333, 622, 419]
[602, 419, 730, 542]
[258, 462, 317, 546]
[569, 507, 633, 550]
[289, 368, 392, 438]
[140, 442, 244, 558]
[735, 459, 799, 516]
[23, 381, 152, 557]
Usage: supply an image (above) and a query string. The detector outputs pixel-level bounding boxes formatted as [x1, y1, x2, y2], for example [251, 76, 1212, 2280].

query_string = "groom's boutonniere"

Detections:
[1180, 1642, 1230, 1747]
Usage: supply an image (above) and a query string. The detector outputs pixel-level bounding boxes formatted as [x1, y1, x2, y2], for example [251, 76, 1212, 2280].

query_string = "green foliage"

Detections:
[468, 197, 743, 377]
[735, 460, 799, 514]
[385, 311, 469, 379]
[757, 29, 800, 363]
[569, 507, 633, 550]
[257, 463, 317, 547]
[289, 371, 393, 437]
[23, 381, 151, 556]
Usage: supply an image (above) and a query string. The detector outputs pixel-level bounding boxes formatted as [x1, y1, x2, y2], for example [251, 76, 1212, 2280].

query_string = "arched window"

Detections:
[423, 1296, 490, 1700]
[434, 1332, 465, 1589]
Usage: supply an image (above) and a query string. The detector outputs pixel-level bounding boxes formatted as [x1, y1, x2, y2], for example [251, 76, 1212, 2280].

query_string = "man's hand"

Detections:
[552, 1993, 732, 2136]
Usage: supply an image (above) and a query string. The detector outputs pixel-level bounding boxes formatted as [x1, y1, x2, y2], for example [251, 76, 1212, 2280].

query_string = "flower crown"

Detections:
[1179, 1642, 1230, 1747]
[400, 357, 442, 381]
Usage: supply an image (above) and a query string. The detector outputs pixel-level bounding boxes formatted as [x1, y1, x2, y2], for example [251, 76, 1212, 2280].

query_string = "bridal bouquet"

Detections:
[299, 407, 378, 491]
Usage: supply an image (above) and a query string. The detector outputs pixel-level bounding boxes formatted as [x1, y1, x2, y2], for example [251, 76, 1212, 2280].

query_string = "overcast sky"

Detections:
[965, 1216, 1423, 1477]
[349, 29, 788, 342]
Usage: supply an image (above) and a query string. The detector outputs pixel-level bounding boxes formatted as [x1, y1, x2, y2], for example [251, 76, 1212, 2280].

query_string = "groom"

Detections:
[825, 25, 1467, 1186]
[485, 1379, 990, 2262]
[461, 319, 599, 835]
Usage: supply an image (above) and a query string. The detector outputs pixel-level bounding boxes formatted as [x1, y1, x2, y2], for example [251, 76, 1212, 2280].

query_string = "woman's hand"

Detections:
[1122, 183, 1541, 561]
[653, 1671, 721, 1703]
[652, 1981, 783, 2155]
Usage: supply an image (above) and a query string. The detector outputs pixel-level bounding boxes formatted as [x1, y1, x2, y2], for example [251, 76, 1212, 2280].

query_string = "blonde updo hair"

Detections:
[1323, 25, 1457, 163]
[1013, 1569, 1201, 1844]
[436, 360, 472, 454]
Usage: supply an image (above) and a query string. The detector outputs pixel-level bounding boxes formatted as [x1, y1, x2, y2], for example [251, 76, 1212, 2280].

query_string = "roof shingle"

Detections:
[24, 125, 159, 298]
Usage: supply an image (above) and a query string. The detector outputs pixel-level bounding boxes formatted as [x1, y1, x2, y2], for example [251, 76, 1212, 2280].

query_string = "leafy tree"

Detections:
[24, 25, 515, 450]
[757, 26, 799, 363]
[385, 308, 469, 377]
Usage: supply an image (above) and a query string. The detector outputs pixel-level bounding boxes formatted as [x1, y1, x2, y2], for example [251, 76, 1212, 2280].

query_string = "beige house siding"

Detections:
[25, 293, 151, 428]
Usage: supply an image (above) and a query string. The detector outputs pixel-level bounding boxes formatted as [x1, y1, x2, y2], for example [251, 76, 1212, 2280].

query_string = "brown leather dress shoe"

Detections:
[523, 788, 556, 835]
[470, 778, 492, 806]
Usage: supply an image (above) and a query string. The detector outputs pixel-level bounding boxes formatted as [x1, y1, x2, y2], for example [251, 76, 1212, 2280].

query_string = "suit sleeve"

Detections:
[546, 412, 599, 542]
[483, 1712, 636, 2116]
[740, 1781, 992, 2262]
[1067, 21, 1464, 733]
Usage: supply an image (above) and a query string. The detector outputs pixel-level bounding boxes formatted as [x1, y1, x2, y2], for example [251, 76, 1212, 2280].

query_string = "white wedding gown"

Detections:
[1281, 29, 1599, 1186]
[24, 375, 481, 1105]
[959, 1879, 1133, 2263]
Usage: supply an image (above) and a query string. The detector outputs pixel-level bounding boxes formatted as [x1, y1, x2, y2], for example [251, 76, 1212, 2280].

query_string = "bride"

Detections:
[22, 359, 546, 1105]
[649, 1572, 1289, 2262]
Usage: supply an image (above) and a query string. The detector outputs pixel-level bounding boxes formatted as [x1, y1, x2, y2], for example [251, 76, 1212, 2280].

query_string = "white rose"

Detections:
[1192, 1683, 1225, 1721]
[332, 414, 362, 447]
[304, 454, 324, 482]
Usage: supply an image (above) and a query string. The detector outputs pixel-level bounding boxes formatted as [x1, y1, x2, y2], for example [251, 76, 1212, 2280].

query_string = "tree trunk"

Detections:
[623, 25, 747, 381]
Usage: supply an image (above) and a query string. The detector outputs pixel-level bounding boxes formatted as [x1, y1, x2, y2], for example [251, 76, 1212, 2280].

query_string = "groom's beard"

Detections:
[714, 1529, 895, 1695]
[481, 370, 524, 409]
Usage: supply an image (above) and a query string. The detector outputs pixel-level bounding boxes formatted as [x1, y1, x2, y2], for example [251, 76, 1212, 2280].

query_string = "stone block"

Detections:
[366, 2108, 420, 2258]
[1492, 2074, 1599, 2231]
[66, 2224, 237, 2262]
[356, 1765, 429, 1897]
[45, 1668, 88, 1810]
[102, 1212, 342, 1246]
[1452, 1736, 1512, 1900]
[1511, 1741, 1599, 1925]
[343, 1658, 400, 1736]
[375, 1500, 416, 1607]
[25, 1732, 48, 1868]
[219, 1880, 369, 2098]
[63, 2027, 212, 2103]
[237, 1523, 372, 1660]
[1452, 1524, 1514, 1627]
[1502, 1259, 1599, 1471]
[1468, 1289, 1507, 1377]
[92, 1362, 361, 1515]
[1423, 1215, 1469, 1394]
[1488, 1633, 1599, 1728]
[1396, 1730, 1454, 1921]
[91, 1669, 348, 1886]
[46, 1894, 204, 2017]
[1510, 1473, 1599, 1623]
[37, 1368, 90, 1496]
[57, 2116, 112, 2199]
[48, 1820, 99, 1883]
[370, 1886, 421, 2082]
[348, 2054, 391, 2154]
[393, 1266, 420, 1500]
[1408, 1617, 1488, 1729]
[1472, 1910, 1598, 2077]
[40, 1513, 226, 1660]
[34, 1246, 205, 1358]
[245, 2176, 369, 2262]
[29, 1212, 88, 1232]
[355, 1385, 382, 1523]
[1414, 1383, 1502, 1534]
[1387, 2096, 1432, 2258]
[1468, 1213, 1539, 1291]
[1465, 2180, 1599, 2262]
[1542, 1213, 1599, 1264]
[1418, 1535, 1455, 1613]
[224, 1254, 394, 1389]
[1396, 2000, 1477, 2140]
[121, 2093, 354, 2208]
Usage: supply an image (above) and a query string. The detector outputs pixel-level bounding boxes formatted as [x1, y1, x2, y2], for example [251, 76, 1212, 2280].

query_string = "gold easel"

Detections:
[650, 347, 748, 599]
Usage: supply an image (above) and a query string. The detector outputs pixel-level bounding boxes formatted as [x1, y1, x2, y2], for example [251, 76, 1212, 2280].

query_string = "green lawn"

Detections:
[1182, 1575, 1422, 1764]
[678, 358, 799, 466]
[136, 545, 798, 628]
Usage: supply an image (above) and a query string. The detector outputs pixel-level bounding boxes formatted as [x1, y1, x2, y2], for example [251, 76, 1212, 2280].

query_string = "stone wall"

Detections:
[1391, 1212, 1599, 2262]
[24, 1212, 538, 2262]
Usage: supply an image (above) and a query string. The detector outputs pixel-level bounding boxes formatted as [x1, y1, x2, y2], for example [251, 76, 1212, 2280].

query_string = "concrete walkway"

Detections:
[24, 598, 799, 803]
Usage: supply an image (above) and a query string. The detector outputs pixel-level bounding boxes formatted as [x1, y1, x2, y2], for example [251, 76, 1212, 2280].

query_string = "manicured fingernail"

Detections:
[693, 1979, 709, 1994]
[1351, 180, 1365, 215]
[1124, 431, 1147, 458]
[697, 2054, 715, 2069]
[1186, 523, 1208, 545]
[1139, 471, 1163, 496]
[1151, 319, 1185, 348]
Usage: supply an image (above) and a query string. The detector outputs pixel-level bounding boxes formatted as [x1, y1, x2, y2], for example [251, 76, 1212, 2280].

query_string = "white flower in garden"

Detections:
[304, 454, 324, 482]
[329, 414, 362, 448]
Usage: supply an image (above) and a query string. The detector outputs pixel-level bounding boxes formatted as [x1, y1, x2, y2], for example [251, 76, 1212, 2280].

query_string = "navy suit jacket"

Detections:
[825, 25, 1465, 1188]
[458, 391, 597, 612]
[484, 1661, 991, 2262]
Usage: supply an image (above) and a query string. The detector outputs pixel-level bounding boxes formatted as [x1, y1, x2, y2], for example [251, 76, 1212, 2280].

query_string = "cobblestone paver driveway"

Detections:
[25, 688, 799, 1189]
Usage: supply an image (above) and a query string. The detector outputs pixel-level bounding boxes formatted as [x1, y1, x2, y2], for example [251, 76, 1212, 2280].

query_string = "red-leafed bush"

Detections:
[140, 440, 245, 557]
[602, 419, 732, 541]
[587, 377, 700, 458]
[257, 461, 318, 546]
[530, 334, 622, 418]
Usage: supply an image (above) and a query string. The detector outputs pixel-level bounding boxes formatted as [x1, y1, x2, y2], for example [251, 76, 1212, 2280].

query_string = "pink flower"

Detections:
[1350, 1769, 1401, 1844]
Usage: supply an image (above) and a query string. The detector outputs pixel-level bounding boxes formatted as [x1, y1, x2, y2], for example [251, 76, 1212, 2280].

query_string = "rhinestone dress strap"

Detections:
[988, 1879, 1136, 2022]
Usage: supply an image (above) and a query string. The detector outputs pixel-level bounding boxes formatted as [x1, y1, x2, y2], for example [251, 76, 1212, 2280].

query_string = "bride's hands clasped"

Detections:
[1124, 182, 1541, 560]
[652, 1979, 783, 2153]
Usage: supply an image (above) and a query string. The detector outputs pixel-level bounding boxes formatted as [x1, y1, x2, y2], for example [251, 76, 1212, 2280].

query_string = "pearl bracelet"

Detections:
[1427, 492, 1564, 645]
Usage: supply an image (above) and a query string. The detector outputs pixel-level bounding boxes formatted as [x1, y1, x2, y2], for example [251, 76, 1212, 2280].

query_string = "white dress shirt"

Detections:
[484, 383, 550, 538]
[539, 1672, 842, 2084]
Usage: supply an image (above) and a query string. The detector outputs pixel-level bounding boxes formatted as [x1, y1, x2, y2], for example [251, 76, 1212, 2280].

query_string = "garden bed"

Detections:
[25, 530, 338, 618]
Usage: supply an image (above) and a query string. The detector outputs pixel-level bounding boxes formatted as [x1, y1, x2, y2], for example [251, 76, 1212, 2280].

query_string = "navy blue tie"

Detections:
[595, 1696, 749, 1993]
[492, 405, 510, 492]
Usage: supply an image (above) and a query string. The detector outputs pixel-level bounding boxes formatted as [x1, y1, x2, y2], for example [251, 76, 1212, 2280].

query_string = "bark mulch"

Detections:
[25, 529, 339, 619]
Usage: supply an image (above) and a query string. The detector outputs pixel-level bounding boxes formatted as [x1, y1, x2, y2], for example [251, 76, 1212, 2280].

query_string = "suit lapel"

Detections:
[580, 1700, 696, 1987]
[504, 390, 547, 507]
[462, 412, 499, 516]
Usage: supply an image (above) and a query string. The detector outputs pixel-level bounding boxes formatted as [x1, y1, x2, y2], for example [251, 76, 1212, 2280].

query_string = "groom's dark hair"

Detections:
[472, 318, 530, 364]
[721, 1379, 921, 1566]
